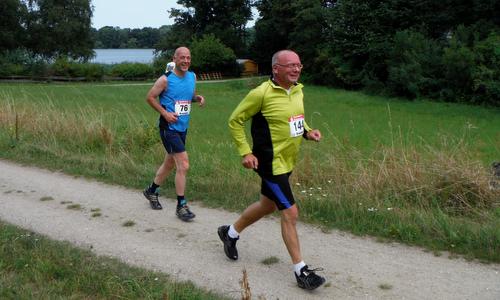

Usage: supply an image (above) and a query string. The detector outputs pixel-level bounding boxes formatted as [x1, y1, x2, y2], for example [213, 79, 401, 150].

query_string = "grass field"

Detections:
[0, 78, 499, 296]
[0, 221, 227, 299]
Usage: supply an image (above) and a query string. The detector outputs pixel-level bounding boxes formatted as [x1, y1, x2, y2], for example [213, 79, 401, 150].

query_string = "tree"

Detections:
[159, 0, 253, 56]
[24, 0, 94, 60]
[96, 26, 122, 48]
[386, 30, 444, 98]
[318, 0, 500, 89]
[0, 0, 27, 52]
[251, 0, 294, 73]
[127, 28, 159, 48]
[288, 0, 332, 76]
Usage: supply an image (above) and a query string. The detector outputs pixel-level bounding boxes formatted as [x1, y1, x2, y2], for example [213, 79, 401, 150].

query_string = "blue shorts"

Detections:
[260, 172, 295, 210]
[159, 128, 187, 154]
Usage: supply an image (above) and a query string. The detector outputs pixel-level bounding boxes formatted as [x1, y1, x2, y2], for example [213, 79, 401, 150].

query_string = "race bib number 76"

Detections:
[175, 100, 191, 116]
[289, 114, 304, 137]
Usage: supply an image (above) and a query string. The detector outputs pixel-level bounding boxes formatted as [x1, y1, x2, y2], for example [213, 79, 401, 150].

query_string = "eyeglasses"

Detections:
[276, 63, 303, 70]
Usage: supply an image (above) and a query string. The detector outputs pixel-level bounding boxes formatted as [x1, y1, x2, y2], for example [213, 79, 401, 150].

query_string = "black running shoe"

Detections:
[176, 205, 195, 221]
[295, 265, 325, 290]
[217, 225, 239, 260]
[143, 188, 162, 210]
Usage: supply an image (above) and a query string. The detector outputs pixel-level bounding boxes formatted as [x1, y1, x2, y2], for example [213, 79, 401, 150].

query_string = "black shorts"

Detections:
[260, 172, 295, 210]
[159, 128, 187, 154]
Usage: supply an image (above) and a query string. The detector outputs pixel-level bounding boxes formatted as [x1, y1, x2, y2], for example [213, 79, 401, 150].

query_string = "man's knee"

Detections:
[176, 157, 189, 173]
[163, 156, 175, 168]
[282, 205, 299, 224]
[179, 160, 189, 172]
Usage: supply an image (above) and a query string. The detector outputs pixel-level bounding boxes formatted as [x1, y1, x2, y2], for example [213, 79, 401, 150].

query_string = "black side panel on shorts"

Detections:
[251, 111, 273, 176]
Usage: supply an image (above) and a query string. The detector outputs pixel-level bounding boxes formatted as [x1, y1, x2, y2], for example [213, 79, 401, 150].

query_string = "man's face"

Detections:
[173, 48, 191, 72]
[272, 51, 302, 88]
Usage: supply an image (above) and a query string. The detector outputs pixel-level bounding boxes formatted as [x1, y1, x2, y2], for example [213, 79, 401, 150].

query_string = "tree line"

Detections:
[92, 26, 172, 49]
[1, 0, 499, 105]
[1, 0, 94, 60]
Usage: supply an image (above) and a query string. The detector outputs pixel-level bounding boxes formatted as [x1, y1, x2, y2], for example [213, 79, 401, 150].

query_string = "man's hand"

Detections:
[163, 111, 178, 123]
[306, 129, 321, 142]
[242, 153, 258, 169]
[194, 95, 205, 107]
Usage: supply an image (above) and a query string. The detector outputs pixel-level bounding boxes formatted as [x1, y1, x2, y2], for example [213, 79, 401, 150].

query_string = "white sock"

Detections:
[228, 224, 239, 239]
[294, 261, 306, 275]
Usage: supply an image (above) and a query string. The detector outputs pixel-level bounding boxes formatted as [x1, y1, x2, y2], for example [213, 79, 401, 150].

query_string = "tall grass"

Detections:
[295, 131, 499, 261]
[0, 81, 499, 262]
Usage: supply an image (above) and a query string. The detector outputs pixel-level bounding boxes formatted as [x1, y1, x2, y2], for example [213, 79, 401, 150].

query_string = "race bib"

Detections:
[289, 114, 304, 137]
[174, 100, 191, 116]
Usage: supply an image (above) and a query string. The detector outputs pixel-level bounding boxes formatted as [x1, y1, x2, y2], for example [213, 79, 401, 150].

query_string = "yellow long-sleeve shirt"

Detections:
[228, 79, 312, 176]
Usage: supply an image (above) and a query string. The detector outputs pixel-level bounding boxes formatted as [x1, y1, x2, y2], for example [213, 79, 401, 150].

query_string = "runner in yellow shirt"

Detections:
[218, 50, 326, 290]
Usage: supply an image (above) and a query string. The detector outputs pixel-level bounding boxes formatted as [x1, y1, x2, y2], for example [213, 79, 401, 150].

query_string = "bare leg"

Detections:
[234, 194, 276, 233]
[153, 153, 175, 185]
[172, 151, 189, 196]
[280, 204, 302, 264]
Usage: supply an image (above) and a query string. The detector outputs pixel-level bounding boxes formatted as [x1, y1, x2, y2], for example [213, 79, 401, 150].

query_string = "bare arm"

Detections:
[192, 74, 205, 107]
[146, 76, 178, 123]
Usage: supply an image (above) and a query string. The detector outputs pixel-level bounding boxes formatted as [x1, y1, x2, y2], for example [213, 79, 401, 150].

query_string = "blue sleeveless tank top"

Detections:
[159, 71, 196, 132]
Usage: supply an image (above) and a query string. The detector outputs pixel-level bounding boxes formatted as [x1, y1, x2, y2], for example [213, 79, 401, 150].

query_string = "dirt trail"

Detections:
[0, 159, 499, 300]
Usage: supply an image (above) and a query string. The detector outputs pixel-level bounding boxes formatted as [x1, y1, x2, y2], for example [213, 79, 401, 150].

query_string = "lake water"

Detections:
[91, 49, 155, 64]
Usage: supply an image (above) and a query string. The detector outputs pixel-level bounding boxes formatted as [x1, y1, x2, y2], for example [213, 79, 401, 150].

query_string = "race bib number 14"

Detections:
[175, 100, 191, 116]
[289, 114, 304, 137]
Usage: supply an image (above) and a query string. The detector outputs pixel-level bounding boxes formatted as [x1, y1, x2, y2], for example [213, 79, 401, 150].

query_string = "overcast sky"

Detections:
[91, 0, 257, 29]
[91, 0, 181, 29]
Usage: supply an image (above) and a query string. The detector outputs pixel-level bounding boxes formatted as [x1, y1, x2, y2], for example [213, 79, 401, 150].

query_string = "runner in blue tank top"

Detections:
[143, 47, 205, 221]
[159, 67, 196, 132]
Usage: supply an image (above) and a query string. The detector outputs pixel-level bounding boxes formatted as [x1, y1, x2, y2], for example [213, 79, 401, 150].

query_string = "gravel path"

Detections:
[0, 159, 499, 300]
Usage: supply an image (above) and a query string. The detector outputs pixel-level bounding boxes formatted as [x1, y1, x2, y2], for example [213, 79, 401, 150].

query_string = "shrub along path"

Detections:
[0, 159, 499, 300]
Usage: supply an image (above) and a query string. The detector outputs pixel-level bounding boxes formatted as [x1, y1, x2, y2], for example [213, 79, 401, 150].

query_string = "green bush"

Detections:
[29, 60, 50, 78]
[0, 49, 32, 77]
[0, 63, 28, 77]
[51, 57, 105, 81]
[78, 63, 105, 81]
[51, 57, 90, 78]
[110, 63, 154, 80]
[190, 34, 237, 75]
[51, 57, 74, 77]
